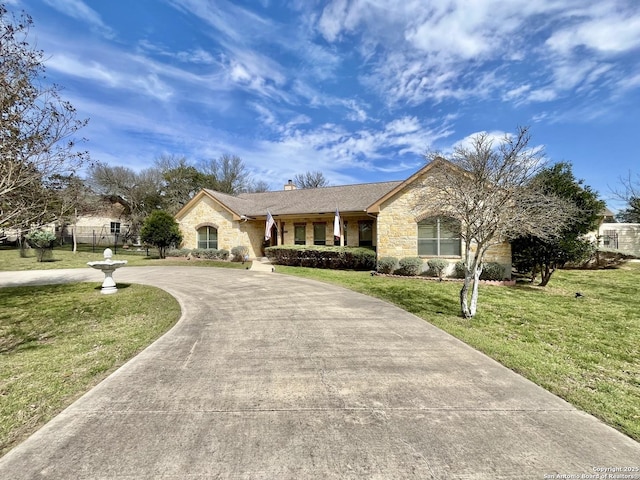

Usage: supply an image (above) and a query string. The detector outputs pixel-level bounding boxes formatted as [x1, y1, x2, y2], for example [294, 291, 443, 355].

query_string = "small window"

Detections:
[197, 226, 218, 249]
[418, 217, 461, 256]
[313, 223, 326, 245]
[294, 224, 306, 245]
[110, 222, 121, 234]
[358, 221, 373, 246]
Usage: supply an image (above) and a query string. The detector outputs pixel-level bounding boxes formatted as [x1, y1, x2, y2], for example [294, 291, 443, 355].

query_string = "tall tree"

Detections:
[419, 127, 575, 318]
[200, 154, 252, 194]
[512, 163, 605, 286]
[293, 171, 329, 189]
[46, 173, 99, 252]
[613, 171, 640, 223]
[0, 5, 88, 230]
[617, 198, 640, 223]
[86, 163, 163, 237]
[155, 154, 212, 213]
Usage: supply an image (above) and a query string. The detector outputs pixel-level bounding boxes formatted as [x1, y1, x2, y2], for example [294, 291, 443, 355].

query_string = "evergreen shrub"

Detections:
[426, 258, 449, 278]
[377, 256, 398, 274]
[395, 257, 423, 276]
[480, 262, 505, 281]
[265, 245, 376, 270]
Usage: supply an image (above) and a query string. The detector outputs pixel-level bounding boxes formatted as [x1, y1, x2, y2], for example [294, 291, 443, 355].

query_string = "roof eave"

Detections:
[175, 189, 243, 221]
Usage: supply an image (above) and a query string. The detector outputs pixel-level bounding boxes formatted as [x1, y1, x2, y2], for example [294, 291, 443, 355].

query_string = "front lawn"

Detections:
[276, 263, 640, 441]
[0, 246, 250, 271]
[0, 283, 181, 456]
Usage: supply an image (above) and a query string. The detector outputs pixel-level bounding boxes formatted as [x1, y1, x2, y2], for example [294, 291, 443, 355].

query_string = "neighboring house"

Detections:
[61, 196, 131, 246]
[175, 160, 512, 276]
[584, 208, 640, 257]
[597, 222, 640, 256]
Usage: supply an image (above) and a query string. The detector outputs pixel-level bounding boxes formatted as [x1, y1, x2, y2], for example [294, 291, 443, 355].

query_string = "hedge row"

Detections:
[376, 257, 507, 280]
[265, 245, 376, 270]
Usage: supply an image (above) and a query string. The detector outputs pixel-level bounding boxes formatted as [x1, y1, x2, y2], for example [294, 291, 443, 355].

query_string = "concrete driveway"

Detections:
[0, 266, 638, 479]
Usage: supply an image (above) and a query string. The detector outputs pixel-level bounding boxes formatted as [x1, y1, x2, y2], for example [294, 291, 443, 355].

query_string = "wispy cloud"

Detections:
[43, 0, 114, 38]
[314, 0, 640, 113]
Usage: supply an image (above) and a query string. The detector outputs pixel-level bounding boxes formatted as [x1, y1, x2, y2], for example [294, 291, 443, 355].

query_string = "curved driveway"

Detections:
[0, 267, 638, 479]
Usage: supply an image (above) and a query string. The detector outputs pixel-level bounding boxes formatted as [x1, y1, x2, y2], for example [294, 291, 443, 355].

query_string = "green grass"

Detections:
[2, 245, 638, 446]
[276, 263, 640, 441]
[0, 246, 250, 271]
[0, 282, 181, 456]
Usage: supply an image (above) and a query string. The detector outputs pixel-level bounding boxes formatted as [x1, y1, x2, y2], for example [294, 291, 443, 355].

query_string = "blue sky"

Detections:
[8, 0, 640, 209]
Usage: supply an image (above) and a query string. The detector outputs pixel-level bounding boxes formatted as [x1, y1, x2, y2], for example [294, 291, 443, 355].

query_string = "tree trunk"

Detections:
[539, 263, 554, 287]
[460, 275, 472, 318]
[469, 265, 482, 317]
[460, 249, 484, 318]
[72, 208, 78, 253]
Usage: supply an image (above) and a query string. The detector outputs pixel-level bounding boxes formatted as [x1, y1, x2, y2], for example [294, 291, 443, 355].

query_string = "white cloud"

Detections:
[138, 41, 217, 65]
[526, 88, 558, 103]
[313, 0, 640, 109]
[617, 72, 640, 92]
[47, 53, 174, 101]
[546, 13, 640, 55]
[43, 0, 114, 38]
[503, 84, 531, 102]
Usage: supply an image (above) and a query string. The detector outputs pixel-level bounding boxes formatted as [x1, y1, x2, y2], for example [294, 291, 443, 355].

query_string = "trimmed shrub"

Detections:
[231, 246, 249, 262]
[454, 261, 466, 278]
[217, 249, 230, 260]
[453, 261, 505, 281]
[480, 262, 505, 281]
[201, 249, 220, 260]
[265, 245, 376, 271]
[426, 258, 449, 278]
[377, 256, 398, 274]
[167, 248, 191, 257]
[395, 257, 423, 276]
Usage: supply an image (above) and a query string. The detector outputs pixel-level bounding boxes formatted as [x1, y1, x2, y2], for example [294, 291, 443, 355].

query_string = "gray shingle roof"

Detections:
[204, 181, 402, 217]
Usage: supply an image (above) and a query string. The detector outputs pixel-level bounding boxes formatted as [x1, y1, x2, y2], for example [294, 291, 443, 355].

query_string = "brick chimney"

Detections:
[284, 179, 296, 191]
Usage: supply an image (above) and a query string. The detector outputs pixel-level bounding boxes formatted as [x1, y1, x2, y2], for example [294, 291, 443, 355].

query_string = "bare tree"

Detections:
[0, 6, 88, 231]
[417, 127, 575, 318]
[199, 154, 252, 194]
[47, 173, 100, 252]
[293, 171, 329, 189]
[612, 171, 640, 223]
[86, 162, 163, 237]
[246, 179, 270, 193]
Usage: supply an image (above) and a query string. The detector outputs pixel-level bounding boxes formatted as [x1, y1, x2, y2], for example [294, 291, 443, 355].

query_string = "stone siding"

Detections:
[377, 171, 512, 277]
[178, 196, 264, 258]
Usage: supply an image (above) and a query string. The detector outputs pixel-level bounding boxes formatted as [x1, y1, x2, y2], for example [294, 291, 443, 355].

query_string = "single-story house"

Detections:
[60, 196, 131, 246]
[175, 159, 512, 275]
[596, 222, 640, 256]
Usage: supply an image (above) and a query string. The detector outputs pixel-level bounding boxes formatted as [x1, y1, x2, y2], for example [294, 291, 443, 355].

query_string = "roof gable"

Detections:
[367, 158, 457, 212]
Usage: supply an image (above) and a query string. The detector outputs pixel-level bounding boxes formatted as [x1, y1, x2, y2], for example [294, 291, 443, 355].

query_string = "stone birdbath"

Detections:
[87, 248, 128, 294]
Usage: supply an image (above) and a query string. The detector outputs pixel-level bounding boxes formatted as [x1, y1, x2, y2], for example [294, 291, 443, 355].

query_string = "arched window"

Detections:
[197, 226, 218, 249]
[418, 217, 461, 256]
